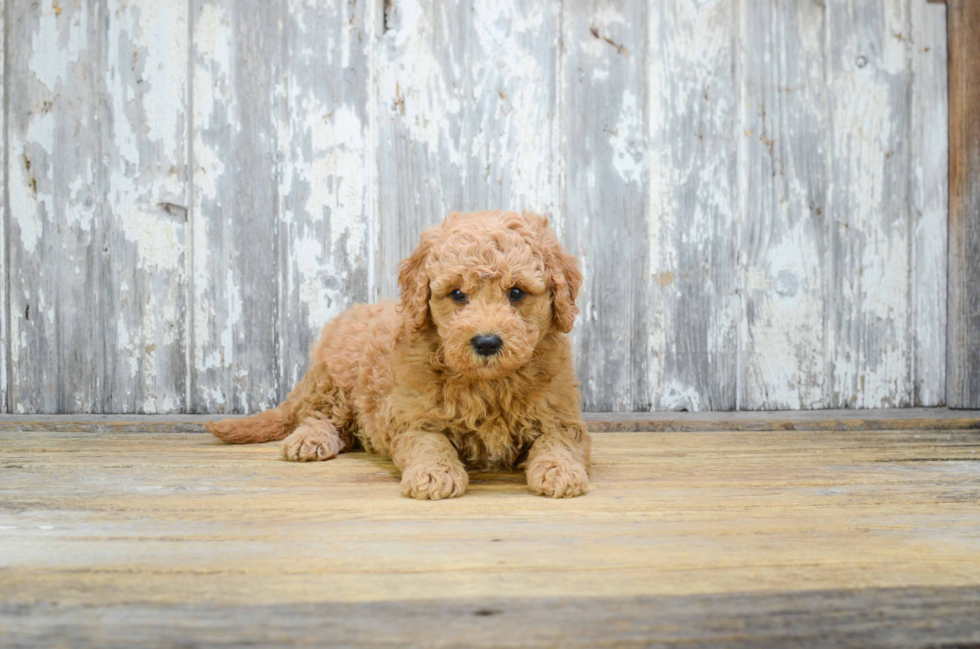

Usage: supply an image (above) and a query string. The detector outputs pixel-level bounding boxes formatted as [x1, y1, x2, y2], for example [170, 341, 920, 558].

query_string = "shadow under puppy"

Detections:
[208, 210, 591, 499]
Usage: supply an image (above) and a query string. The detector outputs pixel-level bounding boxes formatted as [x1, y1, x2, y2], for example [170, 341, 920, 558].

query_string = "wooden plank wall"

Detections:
[1, 0, 950, 414]
[947, 0, 980, 408]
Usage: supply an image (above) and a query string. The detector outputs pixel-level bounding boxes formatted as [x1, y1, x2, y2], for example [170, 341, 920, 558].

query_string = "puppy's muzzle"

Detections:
[471, 334, 503, 357]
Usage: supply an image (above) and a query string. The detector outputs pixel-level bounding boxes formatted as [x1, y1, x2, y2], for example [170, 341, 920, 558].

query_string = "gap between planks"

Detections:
[0, 407, 978, 434]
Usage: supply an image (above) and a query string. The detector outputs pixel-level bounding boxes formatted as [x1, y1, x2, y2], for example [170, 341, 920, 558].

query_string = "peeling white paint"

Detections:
[9, 114, 54, 254]
[910, 0, 949, 407]
[221, 267, 241, 371]
[117, 209, 183, 271]
[380, 0, 461, 163]
[99, 0, 189, 413]
[0, 0, 5, 408]
[830, 1, 914, 408]
[2, 0, 950, 415]
[288, 233, 342, 332]
[660, 379, 702, 412]
[191, 0, 237, 401]
[30, 2, 86, 92]
[610, 89, 646, 185]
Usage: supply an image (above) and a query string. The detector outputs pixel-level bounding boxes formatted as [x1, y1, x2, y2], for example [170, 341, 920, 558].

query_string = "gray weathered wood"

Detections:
[947, 0, 980, 408]
[0, 0, 6, 414]
[828, 0, 914, 408]
[276, 0, 376, 397]
[911, 1, 948, 407]
[0, 0, 957, 414]
[3, 587, 979, 648]
[377, 0, 561, 299]
[562, 0, 649, 411]
[644, 0, 739, 411]
[739, 0, 830, 410]
[5, 1, 188, 414]
[103, 1, 189, 413]
[191, 0, 281, 413]
[7, 1, 108, 412]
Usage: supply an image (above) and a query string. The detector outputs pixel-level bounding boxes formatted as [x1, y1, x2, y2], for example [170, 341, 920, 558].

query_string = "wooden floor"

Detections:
[2, 412, 979, 647]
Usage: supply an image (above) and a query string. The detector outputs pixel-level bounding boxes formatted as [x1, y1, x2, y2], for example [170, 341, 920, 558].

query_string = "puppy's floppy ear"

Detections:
[524, 212, 583, 334]
[398, 224, 441, 331]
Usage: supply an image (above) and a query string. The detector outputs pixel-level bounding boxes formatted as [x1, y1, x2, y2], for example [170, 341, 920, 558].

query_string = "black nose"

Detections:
[471, 334, 503, 357]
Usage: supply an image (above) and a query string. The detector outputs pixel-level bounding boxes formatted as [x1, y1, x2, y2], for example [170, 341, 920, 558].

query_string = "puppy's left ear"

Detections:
[548, 243, 583, 333]
[398, 225, 440, 331]
[524, 212, 582, 334]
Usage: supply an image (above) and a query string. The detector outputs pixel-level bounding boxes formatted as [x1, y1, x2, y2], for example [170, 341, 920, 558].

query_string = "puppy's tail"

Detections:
[206, 403, 296, 444]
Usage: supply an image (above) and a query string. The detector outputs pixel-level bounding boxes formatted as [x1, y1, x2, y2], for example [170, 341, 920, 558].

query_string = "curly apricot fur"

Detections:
[208, 211, 591, 499]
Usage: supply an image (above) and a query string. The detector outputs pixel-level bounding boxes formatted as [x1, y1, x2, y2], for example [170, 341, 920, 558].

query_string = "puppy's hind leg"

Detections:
[281, 416, 347, 462]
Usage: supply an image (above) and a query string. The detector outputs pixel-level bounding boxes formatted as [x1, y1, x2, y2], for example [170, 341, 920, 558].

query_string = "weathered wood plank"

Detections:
[1, 408, 979, 434]
[0, 428, 977, 647]
[3, 587, 979, 648]
[0, 0, 6, 414]
[103, 1, 189, 413]
[645, 0, 739, 411]
[911, 0, 948, 406]
[6, 1, 107, 412]
[276, 0, 376, 398]
[5, 1, 188, 414]
[828, 0, 913, 408]
[739, 0, 830, 410]
[562, 0, 648, 411]
[947, 0, 980, 408]
[191, 0, 280, 413]
[377, 0, 561, 299]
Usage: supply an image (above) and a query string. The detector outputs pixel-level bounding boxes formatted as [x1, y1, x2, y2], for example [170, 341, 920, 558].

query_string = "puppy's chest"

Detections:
[437, 382, 545, 468]
[448, 414, 538, 469]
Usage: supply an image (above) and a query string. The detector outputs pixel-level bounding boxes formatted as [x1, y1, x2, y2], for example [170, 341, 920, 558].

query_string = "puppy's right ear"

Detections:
[398, 225, 440, 331]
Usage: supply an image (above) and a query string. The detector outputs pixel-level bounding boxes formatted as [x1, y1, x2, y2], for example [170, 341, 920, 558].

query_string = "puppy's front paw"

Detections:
[526, 458, 589, 498]
[281, 424, 343, 462]
[400, 462, 468, 500]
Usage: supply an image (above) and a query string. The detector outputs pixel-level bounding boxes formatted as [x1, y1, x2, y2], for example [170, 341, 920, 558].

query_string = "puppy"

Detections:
[207, 210, 591, 499]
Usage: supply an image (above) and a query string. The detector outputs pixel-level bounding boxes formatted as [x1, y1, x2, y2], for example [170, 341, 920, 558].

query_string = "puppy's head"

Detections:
[398, 210, 582, 379]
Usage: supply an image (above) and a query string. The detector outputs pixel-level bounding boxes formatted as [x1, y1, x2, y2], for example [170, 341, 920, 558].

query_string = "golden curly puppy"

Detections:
[207, 210, 590, 499]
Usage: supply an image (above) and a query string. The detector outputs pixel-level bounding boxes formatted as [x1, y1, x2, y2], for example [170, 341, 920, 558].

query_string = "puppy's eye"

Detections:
[450, 289, 467, 303]
[508, 287, 526, 302]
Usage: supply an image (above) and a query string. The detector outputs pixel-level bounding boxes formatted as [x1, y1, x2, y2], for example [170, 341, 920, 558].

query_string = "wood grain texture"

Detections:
[911, 0, 948, 407]
[6, 2, 107, 412]
[6, 1, 109, 412]
[1, 0, 6, 414]
[828, 0, 914, 408]
[103, 1, 189, 413]
[191, 0, 281, 413]
[562, 0, 649, 411]
[1, 428, 978, 646]
[739, 0, 830, 410]
[276, 0, 376, 397]
[0, 0, 956, 414]
[3, 588, 980, 648]
[5, 1, 188, 414]
[377, 0, 561, 300]
[645, 0, 739, 412]
[947, 0, 980, 408]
